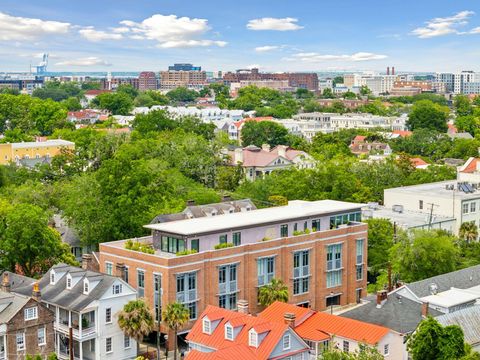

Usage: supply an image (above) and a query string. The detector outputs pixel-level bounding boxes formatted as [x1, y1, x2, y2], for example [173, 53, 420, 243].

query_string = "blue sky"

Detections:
[1, 0, 480, 72]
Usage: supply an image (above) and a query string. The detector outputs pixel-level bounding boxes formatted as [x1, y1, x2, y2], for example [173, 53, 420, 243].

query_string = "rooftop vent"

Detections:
[367, 202, 379, 210]
[429, 283, 438, 295]
[392, 205, 404, 213]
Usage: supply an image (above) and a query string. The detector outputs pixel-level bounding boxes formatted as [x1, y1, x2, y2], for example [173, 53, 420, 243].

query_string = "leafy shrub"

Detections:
[214, 242, 234, 250]
[125, 239, 155, 254]
[176, 249, 198, 256]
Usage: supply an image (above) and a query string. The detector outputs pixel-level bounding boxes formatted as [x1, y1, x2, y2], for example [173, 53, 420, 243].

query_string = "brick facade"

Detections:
[5, 298, 55, 360]
[99, 223, 368, 343]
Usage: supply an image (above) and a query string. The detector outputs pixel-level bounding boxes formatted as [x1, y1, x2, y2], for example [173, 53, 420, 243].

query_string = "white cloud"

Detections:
[411, 11, 475, 38]
[119, 14, 227, 48]
[79, 27, 123, 42]
[0, 12, 70, 41]
[286, 52, 388, 63]
[255, 45, 280, 52]
[55, 57, 111, 67]
[247, 17, 303, 31]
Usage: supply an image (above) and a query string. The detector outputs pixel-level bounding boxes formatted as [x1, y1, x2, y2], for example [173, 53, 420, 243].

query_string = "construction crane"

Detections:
[31, 53, 48, 74]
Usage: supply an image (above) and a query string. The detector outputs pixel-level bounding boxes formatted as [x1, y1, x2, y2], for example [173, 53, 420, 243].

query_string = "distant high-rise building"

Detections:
[168, 63, 202, 71]
[159, 67, 207, 90]
[138, 71, 158, 91]
[435, 71, 479, 94]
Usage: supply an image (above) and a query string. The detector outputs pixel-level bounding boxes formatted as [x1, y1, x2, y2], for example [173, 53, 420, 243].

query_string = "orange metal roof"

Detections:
[460, 158, 479, 173]
[392, 130, 413, 137]
[258, 301, 314, 327]
[186, 344, 258, 360]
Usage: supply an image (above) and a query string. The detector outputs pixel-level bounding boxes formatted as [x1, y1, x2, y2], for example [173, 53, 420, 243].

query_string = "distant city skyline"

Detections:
[1, 0, 480, 73]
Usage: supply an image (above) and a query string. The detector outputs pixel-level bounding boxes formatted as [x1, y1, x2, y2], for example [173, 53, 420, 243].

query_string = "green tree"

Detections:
[62, 97, 82, 111]
[359, 86, 371, 96]
[30, 98, 70, 135]
[258, 278, 289, 306]
[390, 230, 458, 283]
[116, 84, 139, 99]
[0, 203, 77, 276]
[454, 95, 473, 117]
[456, 115, 479, 136]
[94, 92, 134, 115]
[343, 91, 357, 100]
[322, 88, 335, 99]
[118, 299, 154, 354]
[333, 76, 344, 86]
[365, 219, 394, 273]
[321, 343, 384, 360]
[407, 100, 449, 132]
[166, 87, 199, 103]
[296, 88, 314, 99]
[215, 165, 243, 191]
[459, 221, 478, 242]
[408, 317, 467, 360]
[162, 302, 190, 360]
[241, 120, 289, 147]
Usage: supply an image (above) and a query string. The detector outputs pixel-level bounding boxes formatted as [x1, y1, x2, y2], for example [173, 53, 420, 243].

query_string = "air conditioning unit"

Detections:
[392, 205, 404, 213]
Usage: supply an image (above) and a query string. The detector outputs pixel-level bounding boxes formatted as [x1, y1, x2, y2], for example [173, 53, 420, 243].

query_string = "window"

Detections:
[294, 223, 298, 232]
[326, 244, 343, 288]
[329, 212, 361, 229]
[16, 333, 25, 351]
[106, 308, 112, 323]
[176, 272, 198, 320]
[257, 257, 275, 287]
[160, 236, 186, 254]
[154, 274, 162, 322]
[191, 239, 199, 252]
[83, 279, 89, 294]
[312, 219, 320, 231]
[249, 329, 258, 348]
[113, 284, 122, 295]
[304, 221, 308, 231]
[105, 262, 113, 275]
[283, 334, 291, 350]
[106, 337, 112, 353]
[24, 307, 38, 321]
[280, 224, 288, 237]
[356, 239, 364, 281]
[384, 344, 389, 355]
[202, 318, 211, 334]
[463, 203, 469, 214]
[419, 200, 423, 210]
[90, 339, 95, 352]
[225, 324, 233, 340]
[219, 234, 227, 244]
[326, 294, 341, 308]
[343, 340, 350, 352]
[218, 264, 238, 310]
[50, 271, 55, 285]
[293, 250, 310, 295]
[38, 327, 46, 346]
[137, 270, 145, 297]
[124, 266, 129, 283]
[233, 232, 241, 246]
[66, 275, 72, 289]
[471, 202, 476, 213]
[124, 335, 131, 349]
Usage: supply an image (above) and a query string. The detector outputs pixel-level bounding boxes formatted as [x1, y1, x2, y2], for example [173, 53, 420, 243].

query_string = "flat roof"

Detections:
[11, 139, 75, 149]
[144, 200, 363, 236]
[421, 289, 479, 308]
[385, 180, 480, 200]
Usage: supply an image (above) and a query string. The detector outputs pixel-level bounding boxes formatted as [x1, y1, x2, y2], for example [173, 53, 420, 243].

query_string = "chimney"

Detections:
[186, 199, 196, 207]
[392, 67, 395, 76]
[237, 299, 249, 314]
[277, 145, 287, 158]
[283, 313, 296, 328]
[1, 272, 11, 292]
[421, 302, 429, 317]
[82, 254, 92, 270]
[234, 148, 243, 164]
[32, 282, 41, 302]
[261, 144, 270, 152]
[116, 263, 126, 279]
[376, 290, 388, 308]
[222, 195, 233, 202]
[387, 67, 390, 76]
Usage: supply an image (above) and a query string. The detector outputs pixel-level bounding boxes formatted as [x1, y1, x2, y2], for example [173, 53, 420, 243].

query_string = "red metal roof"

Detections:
[459, 158, 479, 173]
[392, 130, 413, 138]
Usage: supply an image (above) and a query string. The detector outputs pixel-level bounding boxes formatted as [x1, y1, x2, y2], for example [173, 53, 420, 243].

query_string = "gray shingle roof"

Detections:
[11, 264, 124, 312]
[436, 306, 480, 347]
[0, 291, 30, 324]
[407, 265, 480, 298]
[53, 214, 81, 247]
[340, 294, 442, 334]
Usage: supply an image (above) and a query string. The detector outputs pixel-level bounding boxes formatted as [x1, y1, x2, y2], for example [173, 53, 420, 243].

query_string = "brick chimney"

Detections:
[1, 272, 11, 292]
[392, 66, 395, 76]
[376, 290, 388, 308]
[261, 144, 271, 152]
[237, 300, 249, 314]
[387, 67, 390, 75]
[32, 282, 41, 302]
[421, 302, 429, 317]
[82, 254, 92, 270]
[283, 313, 296, 328]
[277, 145, 287, 158]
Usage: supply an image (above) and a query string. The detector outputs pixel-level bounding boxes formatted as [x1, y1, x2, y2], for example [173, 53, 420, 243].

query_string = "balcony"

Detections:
[58, 334, 95, 360]
[56, 309, 96, 340]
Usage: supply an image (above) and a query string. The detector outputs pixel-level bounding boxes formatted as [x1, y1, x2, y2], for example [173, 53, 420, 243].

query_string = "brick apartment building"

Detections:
[223, 68, 319, 91]
[138, 71, 158, 91]
[98, 199, 367, 344]
[159, 70, 207, 90]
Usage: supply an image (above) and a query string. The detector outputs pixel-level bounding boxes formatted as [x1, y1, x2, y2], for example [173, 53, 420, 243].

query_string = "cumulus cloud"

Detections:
[411, 11, 475, 38]
[79, 27, 123, 42]
[0, 12, 70, 41]
[247, 17, 303, 31]
[286, 52, 387, 62]
[55, 57, 111, 67]
[119, 14, 227, 48]
[255, 45, 281, 52]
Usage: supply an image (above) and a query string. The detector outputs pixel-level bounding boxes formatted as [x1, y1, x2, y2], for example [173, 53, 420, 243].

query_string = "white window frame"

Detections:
[225, 324, 233, 340]
[283, 334, 291, 350]
[105, 308, 112, 324]
[384, 343, 390, 355]
[202, 318, 211, 334]
[38, 327, 46, 346]
[248, 329, 258, 348]
[16, 332, 25, 351]
[343, 340, 350, 352]
[24, 307, 38, 321]
[124, 334, 131, 349]
[112, 284, 122, 295]
[105, 337, 113, 353]
[50, 270, 55, 285]
[83, 279, 89, 294]
[66, 274, 72, 289]
[105, 262, 113, 275]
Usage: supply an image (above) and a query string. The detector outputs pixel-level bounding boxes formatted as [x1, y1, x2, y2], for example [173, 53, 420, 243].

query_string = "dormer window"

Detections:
[283, 334, 291, 350]
[202, 318, 211, 334]
[66, 274, 72, 289]
[50, 270, 56, 285]
[225, 324, 233, 340]
[248, 329, 258, 348]
[83, 279, 89, 294]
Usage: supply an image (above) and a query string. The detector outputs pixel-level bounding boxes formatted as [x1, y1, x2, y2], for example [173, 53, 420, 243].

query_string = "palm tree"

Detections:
[118, 299, 154, 355]
[162, 302, 190, 360]
[258, 278, 289, 307]
[460, 221, 478, 243]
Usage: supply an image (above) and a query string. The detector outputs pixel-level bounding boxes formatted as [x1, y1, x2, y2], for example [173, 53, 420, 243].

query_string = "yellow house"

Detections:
[0, 139, 75, 166]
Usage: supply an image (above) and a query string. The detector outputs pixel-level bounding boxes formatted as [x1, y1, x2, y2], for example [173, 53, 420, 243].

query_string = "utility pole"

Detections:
[69, 327, 73, 360]
[393, 222, 397, 243]
[387, 262, 392, 292]
[426, 203, 439, 230]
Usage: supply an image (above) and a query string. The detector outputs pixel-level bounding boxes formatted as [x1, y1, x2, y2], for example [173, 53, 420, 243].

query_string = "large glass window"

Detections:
[191, 239, 199, 252]
[154, 274, 162, 322]
[161, 236, 185, 254]
[233, 232, 241, 246]
[280, 224, 289, 237]
[137, 270, 145, 297]
[176, 272, 197, 320]
[257, 257, 275, 287]
[219, 234, 228, 244]
[218, 264, 238, 310]
[327, 244, 343, 288]
[312, 219, 320, 231]
[356, 239, 364, 281]
[329, 212, 361, 229]
[293, 250, 310, 295]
